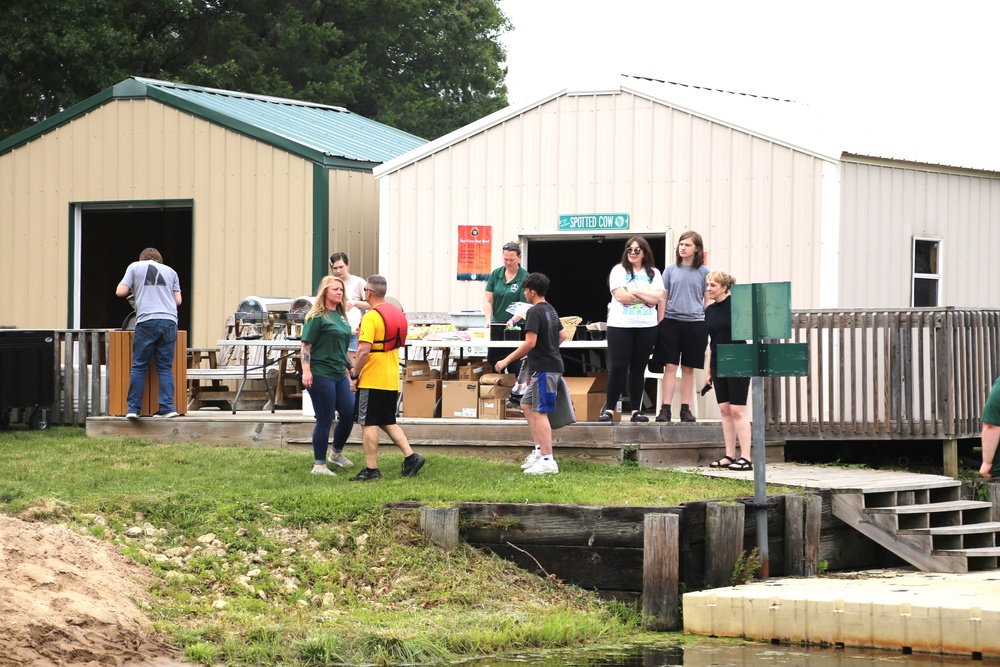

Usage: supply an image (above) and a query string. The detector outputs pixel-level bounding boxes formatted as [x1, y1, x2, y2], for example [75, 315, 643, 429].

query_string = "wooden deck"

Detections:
[85, 409, 786, 468]
[698, 461, 959, 492]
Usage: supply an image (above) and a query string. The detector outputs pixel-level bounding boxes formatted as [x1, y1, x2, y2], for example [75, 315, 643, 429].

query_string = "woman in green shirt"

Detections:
[301, 276, 355, 475]
[483, 241, 529, 376]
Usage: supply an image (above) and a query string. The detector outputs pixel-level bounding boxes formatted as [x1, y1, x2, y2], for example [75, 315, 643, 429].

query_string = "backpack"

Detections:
[368, 302, 408, 352]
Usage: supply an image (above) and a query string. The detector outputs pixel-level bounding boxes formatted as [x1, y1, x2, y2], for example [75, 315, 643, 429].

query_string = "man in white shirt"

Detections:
[329, 252, 370, 359]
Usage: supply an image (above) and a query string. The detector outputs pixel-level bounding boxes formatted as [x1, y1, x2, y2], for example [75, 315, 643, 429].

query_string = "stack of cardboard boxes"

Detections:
[401, 360, 611, 423]
[441, 360, 491, 418]
[478, 373, 515, 419]
[401, 360, 440, 418]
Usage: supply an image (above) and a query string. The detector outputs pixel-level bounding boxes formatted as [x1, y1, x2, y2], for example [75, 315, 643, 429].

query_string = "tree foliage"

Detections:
[0, 0, 510, 141]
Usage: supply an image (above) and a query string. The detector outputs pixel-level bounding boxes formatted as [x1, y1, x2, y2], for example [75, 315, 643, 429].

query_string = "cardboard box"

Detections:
[505, 404, 525, 419]
[480, 373, 516, 387]
[480, 384, 512, 399]
[564, 373, 612, 422]
[404, 360, 432, 381]
[480, 374, 514, 399]
[441, 381, 479, 419]
[478, 398, 505, 419]
[458, 360, 492, 381]
[402, 379, 440, 418]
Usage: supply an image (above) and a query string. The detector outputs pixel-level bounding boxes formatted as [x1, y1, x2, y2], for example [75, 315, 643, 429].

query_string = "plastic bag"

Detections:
[505, 301, 532, 319]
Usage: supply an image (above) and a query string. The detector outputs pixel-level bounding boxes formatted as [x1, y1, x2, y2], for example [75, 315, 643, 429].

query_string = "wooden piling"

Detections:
[642, 513, 679, 631]
[942, 439, 959, 479]
[784, 494, 822, 576]
[705, 502, 745, 588]
[419, 506, 460, 551]
[989, 481, 1000, 523]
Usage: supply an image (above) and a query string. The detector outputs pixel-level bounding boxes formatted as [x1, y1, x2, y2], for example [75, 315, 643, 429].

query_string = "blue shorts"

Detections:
[521, 371, 561, 413]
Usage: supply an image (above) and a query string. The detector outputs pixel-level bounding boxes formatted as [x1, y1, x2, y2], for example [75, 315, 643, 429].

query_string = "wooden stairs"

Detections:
[831, 479, 1000, 573]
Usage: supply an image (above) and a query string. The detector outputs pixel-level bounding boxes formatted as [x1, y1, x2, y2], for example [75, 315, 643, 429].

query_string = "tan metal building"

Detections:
[374, 77, 1000, 321]
[0, 77, 425, 346]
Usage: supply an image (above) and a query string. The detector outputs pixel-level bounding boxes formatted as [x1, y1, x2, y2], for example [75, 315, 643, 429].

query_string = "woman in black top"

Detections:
[704, 270, 752, 471]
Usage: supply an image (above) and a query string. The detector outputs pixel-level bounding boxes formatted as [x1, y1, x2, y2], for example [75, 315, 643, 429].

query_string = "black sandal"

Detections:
[728, 457, 753, 471]
[709, 455, 736, 468]
[598, 411, 614, 423]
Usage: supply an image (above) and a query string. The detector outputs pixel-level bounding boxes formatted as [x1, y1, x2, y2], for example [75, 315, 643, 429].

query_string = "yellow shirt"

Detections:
[358, 307, 401, 391]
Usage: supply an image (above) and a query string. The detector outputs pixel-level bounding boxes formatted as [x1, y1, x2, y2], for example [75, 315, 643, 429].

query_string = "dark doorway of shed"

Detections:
[526, 235, 668, 327]
[79, 207, 192, 337]
[526, 235, 667, 384]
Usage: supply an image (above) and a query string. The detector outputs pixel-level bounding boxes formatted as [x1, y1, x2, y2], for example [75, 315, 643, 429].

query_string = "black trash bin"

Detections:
[0, 330, 56, 430]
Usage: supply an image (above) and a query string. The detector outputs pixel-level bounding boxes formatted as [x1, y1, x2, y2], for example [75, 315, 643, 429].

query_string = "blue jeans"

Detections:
[128, 319, 178, 415]
[307, 375, 356, 464]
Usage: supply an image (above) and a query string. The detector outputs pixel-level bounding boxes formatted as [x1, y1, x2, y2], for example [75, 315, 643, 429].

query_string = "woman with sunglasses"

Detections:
[483, 241, 529, 378]
[602, 237, 664, 422]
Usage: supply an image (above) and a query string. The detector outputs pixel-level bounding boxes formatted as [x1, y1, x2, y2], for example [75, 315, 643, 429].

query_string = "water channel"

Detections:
[452, 640, 1000, 666]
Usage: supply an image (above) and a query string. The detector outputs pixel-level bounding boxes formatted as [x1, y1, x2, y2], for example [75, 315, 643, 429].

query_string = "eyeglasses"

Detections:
[364, 288, 373, 293]
[502, 243, 520, 252]
[626, 248, 642, 255]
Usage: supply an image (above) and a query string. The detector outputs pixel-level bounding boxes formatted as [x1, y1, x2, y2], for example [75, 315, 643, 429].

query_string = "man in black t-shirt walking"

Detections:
[495, 273, 568, 475]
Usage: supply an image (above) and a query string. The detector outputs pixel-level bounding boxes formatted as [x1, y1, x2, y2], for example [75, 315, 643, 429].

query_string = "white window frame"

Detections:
[912, 236, 942, 307]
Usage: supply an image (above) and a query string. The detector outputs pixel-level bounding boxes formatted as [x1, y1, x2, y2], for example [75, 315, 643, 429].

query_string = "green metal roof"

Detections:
[0, 77, 427, 170]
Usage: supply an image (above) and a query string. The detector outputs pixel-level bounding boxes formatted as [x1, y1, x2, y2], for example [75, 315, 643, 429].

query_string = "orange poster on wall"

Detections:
[457, 225, 492, 281]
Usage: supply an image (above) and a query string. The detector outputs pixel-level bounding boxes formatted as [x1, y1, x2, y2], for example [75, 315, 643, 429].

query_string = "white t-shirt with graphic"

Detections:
[606, 264, 663, 328]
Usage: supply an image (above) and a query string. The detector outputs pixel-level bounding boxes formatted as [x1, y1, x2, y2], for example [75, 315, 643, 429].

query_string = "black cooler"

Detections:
[0, 330, 56, 429]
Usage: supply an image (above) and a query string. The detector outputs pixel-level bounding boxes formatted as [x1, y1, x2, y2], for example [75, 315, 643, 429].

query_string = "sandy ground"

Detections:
[0, 514, 182, 667]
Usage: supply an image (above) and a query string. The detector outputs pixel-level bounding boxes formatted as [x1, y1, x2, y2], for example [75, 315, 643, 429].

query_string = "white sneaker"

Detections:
[126, 412, 139, 420]
[163, 411, 180, 418]
[520, 451, 542, 469]
[311, 466, 337, 476]
[523, 458, 559, 475]
[327, 452, 354, 467]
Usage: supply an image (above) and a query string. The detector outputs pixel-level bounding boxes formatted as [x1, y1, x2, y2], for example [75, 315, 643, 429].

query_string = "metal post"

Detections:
[751, 375, 769, 578]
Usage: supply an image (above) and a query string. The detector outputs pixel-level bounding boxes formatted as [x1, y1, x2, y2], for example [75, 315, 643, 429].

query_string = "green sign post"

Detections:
[717, 281, 808, 578]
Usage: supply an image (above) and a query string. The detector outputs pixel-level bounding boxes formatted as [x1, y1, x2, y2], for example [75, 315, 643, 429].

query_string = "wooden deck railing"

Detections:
[24, 310, 1000, 438]
[764, 309, 1000, 440]
[49, 329, 115, 426]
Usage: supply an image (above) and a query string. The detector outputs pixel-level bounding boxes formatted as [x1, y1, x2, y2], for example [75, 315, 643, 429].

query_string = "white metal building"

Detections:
[374, 76, 1000, 323]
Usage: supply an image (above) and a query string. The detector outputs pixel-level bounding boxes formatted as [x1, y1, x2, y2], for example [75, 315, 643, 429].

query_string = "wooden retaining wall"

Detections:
[457, 496, 809, 598]
[451, 491, 924, 599]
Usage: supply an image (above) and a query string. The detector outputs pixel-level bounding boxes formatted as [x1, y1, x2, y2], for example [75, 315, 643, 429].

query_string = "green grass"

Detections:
[1, 427, 760, 666]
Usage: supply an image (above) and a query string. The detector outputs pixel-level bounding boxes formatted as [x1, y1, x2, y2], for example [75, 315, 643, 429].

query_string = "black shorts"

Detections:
[654, 319, 707, 369]
[355, 388, 398, 426]
[714, 375, 750, 406]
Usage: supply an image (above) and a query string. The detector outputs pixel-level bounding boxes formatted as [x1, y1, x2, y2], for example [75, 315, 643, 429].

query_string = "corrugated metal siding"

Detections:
[839, 160, 1000, 307]
[379, 91, 827, 313]
[0, 99, 317, 346]
[326, 170, 379, 293]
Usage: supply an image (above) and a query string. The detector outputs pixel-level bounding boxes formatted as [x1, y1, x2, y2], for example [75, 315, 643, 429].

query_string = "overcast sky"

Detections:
[497, 0, 999, 168]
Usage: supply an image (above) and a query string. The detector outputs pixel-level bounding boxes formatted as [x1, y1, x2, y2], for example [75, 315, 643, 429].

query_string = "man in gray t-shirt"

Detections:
[116, 248, 182, 418]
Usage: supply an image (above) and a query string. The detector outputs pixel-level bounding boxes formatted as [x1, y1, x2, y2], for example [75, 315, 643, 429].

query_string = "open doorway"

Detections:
[78, 205, 193, 336]
[525, 235, 669, 326]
